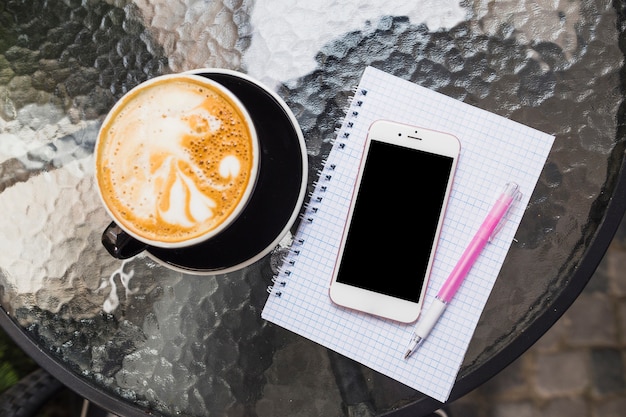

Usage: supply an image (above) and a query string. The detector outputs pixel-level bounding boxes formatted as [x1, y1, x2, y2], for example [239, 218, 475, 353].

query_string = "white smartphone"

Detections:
[329, 119, 460, 323]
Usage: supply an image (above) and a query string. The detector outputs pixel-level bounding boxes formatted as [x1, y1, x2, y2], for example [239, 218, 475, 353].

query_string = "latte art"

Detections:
[96, 75, 258, 245]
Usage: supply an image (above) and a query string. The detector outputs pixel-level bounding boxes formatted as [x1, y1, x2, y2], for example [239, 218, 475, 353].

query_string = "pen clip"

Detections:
[489, 183, 522, 242]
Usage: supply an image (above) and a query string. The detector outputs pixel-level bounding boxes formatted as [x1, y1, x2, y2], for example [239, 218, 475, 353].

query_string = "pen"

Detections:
[404, 182, 522, 359]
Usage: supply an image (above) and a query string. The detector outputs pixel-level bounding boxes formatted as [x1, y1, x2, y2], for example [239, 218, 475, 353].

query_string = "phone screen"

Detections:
[335, 138, 455, 303]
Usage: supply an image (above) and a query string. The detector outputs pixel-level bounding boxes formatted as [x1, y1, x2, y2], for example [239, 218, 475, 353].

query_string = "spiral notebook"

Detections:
[262, 66, 554, 402]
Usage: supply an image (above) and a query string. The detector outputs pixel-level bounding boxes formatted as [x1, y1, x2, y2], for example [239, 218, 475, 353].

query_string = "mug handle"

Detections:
[102, 222, 147, 259]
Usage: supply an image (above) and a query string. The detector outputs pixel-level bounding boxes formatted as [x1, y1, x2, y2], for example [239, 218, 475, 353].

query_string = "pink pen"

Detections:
[404, 182, 522, 359]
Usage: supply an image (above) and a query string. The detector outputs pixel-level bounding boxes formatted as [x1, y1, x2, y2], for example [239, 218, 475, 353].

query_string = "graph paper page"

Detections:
[262, 66, 555, 402]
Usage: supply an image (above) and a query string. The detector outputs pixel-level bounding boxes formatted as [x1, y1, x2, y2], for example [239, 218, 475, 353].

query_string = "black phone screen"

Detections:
[335, 139, 454, 303]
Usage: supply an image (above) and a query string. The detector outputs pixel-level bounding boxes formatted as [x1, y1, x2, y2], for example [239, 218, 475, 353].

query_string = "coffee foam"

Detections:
[96, 77, 256, 244]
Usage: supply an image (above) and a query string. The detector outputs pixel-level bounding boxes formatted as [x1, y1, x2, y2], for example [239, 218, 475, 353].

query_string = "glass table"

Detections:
[1, 1, 625, 416]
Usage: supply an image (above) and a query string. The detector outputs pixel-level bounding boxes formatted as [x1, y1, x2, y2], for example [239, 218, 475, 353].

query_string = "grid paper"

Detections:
[262, 66, 555, 402]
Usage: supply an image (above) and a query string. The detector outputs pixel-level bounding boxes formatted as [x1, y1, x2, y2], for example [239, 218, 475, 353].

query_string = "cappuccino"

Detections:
[95, 74, 258, 246]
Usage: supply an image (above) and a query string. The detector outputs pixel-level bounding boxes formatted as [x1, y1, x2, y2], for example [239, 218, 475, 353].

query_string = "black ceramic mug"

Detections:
[97, 69, 308, 274]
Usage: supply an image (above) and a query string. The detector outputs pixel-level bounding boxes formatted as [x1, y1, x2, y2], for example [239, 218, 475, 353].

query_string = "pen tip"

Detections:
[404, 350, 412, 360]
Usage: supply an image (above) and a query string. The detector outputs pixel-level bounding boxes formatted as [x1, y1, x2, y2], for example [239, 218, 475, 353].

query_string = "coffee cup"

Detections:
[95, 73, 260, 258]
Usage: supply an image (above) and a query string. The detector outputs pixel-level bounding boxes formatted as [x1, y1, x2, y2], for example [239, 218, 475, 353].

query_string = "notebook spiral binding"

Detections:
[266, 86, 369, 298]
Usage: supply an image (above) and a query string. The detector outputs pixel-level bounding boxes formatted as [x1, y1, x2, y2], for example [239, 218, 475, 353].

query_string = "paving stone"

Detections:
[592, 397, 626, 417]
[533, 316, 568, 353]
[616, 300, 626, 345]
[590, 348, 626, 396]
[491, 401, 534, 417]
[563, 293, 616, 347]
[607, 247, 626, 297]
[480, 356, 528, 398]
[542, 397, 589, 417]
[534, 351, 589, 397]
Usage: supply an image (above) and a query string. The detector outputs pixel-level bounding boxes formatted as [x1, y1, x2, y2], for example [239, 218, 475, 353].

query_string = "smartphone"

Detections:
[329, 119, 460, 323]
